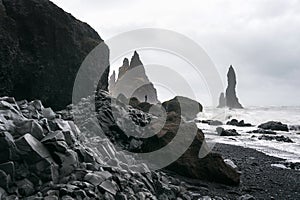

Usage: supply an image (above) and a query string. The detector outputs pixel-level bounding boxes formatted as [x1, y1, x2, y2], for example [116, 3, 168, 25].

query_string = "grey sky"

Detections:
[51, 0, 300, 106]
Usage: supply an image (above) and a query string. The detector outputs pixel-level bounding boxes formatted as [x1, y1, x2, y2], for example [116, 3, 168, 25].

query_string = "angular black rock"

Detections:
[248, 129, 277, 135]
[216, 127, 241, 136]
[258, 135, 293, 143]
[227, 119, 252, 127]
[258, 121, 289, 132]
[162, 96, 203, 121]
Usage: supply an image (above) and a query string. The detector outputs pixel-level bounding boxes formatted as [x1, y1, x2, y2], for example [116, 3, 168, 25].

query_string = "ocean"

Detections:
[196, 106, 300, 163]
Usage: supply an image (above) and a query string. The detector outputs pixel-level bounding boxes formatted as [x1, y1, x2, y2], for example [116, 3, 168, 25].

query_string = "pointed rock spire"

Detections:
[118, 58, 129, 80]
[129, 51, 143, 68]
[218, 65, 243, 109]
[225, 65, 243, 108]
[110, 51, 159, 104]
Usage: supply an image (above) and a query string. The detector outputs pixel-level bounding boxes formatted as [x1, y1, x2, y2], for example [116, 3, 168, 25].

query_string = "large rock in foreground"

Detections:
[95, 91, 240, 185]
[162, 96, 203, 120]
[0, 0, 109, 110]
[1, 96, 224, 199]
[143, 112, 240, 185]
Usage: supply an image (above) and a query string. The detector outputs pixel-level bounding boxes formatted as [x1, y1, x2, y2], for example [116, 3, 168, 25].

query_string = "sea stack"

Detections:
[109, 51, 159, 104]
[218, 65, 243, 108]
[218, 92, 226, 108]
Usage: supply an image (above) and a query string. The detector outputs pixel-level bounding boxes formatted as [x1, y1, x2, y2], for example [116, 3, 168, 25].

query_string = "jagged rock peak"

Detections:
[118, 58, 129, 80]
[227, 65, 237, 87]
[110, 51, 159, 104]
[117, 51, 147, 81]
[129, 51, 143, 68]
[218, 65, 243, 109]
[123, 57, 129, 67]
[111, 70, 116, 81]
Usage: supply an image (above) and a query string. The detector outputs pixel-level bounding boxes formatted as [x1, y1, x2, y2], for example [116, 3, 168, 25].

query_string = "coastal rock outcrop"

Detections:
[109, 51, 159, 104]
[258, 135, 293, 143]
[216, 127, 241, 136]
[1, 96, 234, 199]
[95, 91, 240, 185]
[218, 66, 243, 109]
[162, 96, 203, 121]
[0, 0, 109, 110]
[258, 121, 289, 132]
[227, 119, 252, 127]
[248, 129, 277, 135]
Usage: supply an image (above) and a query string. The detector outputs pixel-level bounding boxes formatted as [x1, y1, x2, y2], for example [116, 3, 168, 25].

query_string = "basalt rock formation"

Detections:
[258, 121, 289, 132]
[218, 66, 243, 109]
[162, 96, 203, 121]
[0, 0, 109, 110]
[95, 91, 240, 185]
[218, 92, 226, 108]
[1, 96, 221, 199]
[109, 51, 159, 104]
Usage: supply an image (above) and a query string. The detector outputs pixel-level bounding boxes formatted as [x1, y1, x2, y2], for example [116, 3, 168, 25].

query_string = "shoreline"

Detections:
[164, 143, 300, 200]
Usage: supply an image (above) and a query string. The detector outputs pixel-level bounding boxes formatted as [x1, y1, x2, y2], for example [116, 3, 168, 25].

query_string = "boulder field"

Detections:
[0, 95, 240, 199]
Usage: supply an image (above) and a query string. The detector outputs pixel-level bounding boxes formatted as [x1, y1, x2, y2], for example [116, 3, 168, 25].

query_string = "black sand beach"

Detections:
[165, 143, 300, 200]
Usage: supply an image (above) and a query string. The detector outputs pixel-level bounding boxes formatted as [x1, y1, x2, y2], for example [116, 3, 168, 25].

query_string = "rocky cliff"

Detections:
[109, 51, 159, 104]
[0, 0, 109, 111]
[218, 66, 243, 109]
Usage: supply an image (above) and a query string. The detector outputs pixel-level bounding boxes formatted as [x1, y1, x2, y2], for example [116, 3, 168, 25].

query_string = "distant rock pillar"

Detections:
[218, 65, 243, 109]
[217, 92, 226, 108]
[225, 66, 243, 108]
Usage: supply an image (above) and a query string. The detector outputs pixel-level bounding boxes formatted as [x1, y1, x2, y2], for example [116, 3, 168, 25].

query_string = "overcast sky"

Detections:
[52, 0, 300, 106]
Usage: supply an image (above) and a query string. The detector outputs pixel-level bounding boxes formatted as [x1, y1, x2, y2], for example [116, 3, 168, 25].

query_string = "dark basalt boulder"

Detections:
[128, 97, 159, 113]
[248, 129, 277, 135]
[216, 127, 240, 136]
[198, 120, 223, 126]
[218, 66, 243, 109]
[258, 121, 289, 132]
[144, 112, 240, 185]
[258, 135, 293, 143]
[162, 96, 203, 121]
[0, 0, 109, 110]
[227, 119, 252, 127]
[289, 125, 300, 131]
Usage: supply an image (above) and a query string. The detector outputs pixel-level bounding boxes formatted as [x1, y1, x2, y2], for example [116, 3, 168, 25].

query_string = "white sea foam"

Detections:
[197, 106, 300, 163]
